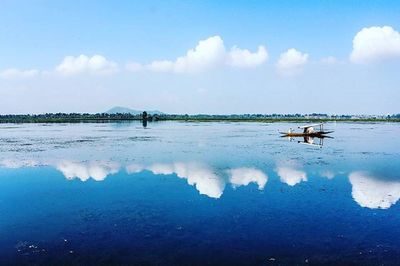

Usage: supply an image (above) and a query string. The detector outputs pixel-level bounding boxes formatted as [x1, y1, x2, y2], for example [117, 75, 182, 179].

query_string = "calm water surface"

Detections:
[0, 122, 399, 265]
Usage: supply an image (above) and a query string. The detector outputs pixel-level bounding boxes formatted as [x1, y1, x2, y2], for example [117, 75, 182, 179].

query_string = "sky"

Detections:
[0, 0, 399, 115]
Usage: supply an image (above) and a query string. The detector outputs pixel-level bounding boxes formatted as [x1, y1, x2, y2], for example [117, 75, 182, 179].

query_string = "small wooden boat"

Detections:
[280, 123, 333, 137]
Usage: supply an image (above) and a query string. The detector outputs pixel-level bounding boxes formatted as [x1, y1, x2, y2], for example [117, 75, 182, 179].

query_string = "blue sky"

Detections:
[0, 0, 399, 114]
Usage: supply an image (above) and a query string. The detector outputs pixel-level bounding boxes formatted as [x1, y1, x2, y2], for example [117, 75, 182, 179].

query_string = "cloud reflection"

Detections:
[125, 163, 144, 174]
[349, 171, 400, 209]
[125, 162, 269, 198]
[148, 162, 225, 198]
[320, 170, 335, 179]
[5, 158, 400, 209]
[56, 160, 120, 181]
[275, 161, 307, 186]
[228, 167, 268, 190]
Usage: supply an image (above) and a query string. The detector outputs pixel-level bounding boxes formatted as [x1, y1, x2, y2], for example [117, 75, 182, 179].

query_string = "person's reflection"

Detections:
[298, 136, 324, 147]
[304, 136, 314, 144]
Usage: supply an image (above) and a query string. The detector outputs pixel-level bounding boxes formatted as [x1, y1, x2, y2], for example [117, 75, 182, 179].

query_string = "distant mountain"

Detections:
[105, 106, 164, 115]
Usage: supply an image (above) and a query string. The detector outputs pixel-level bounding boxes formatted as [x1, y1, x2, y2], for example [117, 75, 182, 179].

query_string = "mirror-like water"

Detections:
[0, 122, 399, 265]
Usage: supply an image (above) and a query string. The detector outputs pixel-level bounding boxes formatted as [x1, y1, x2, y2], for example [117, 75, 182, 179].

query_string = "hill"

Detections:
[105, 106, 163, 115]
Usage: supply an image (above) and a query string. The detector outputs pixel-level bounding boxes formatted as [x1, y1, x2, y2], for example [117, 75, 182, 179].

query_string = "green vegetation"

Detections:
[0, 113, 399, 123]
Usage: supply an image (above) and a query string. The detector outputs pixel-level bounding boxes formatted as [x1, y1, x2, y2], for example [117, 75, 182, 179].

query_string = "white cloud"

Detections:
[227, 45, 268, 68]
[0, 68, 40, 79]
[3, 37, 268, 77]
[276, 48, 308, 75]
[55, 54, 118, 76]
[275, 161, 307, 186]
[140, 36, 268, 73]
[148, 162, 225, 198]
[56, 160, 120, 181]
[350, 26, 400, 64]
[228, 167, 268, 189]
[349, 171, 400, 209]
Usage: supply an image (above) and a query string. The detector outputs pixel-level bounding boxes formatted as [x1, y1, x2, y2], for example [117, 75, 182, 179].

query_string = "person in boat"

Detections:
[303, 126, 315, 134]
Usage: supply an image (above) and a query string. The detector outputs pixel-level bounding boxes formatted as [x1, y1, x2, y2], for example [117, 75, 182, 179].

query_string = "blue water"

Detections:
[0, 122, 400, 265]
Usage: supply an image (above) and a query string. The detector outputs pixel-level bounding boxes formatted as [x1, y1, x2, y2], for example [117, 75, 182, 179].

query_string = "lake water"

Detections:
[0, 122, 399, 265]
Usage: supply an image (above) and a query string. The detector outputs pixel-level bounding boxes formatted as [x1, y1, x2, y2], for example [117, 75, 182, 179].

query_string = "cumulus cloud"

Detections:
[3, 37, 268, 77]
[226, 45, 268, 68]
[350, 26, 400, 64]
[276, 48, 308, 75]
[56, 160, 120, 181]
[127, 36, 268, 74]
[0, 68, 40, 79]
[148, 162, 225, 198]
[228, 167, 268, 189]
[55, 54, 118, 76]
[349, 171, 400, 209]
[275, 161, 307, 186]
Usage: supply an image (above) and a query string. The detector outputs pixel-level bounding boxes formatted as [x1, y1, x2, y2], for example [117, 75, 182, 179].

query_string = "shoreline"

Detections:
[0, 118, 399, 123]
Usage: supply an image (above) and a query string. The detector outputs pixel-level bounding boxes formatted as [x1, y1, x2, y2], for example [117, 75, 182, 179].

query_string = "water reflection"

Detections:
[275, 161, 307, 186]
[284, 135, 330, 148]
[2, 158, 400, 209]
[0, 159, 40, 169]
[125, 163, 144, 174]
[349, 171, 400, 209]
[56, 160, 120, 182]
[148, 163, 269, 198]
[148, 162, 225, 198]
[320, 170, 335, 179]
[228, 167, 267, 190]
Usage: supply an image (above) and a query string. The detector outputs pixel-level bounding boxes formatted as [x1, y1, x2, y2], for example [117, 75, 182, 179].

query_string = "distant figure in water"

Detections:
[142, 111, 148, 128]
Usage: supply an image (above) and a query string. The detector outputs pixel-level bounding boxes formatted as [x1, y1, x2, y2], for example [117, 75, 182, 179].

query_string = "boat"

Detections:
[280, 123, 333, 137]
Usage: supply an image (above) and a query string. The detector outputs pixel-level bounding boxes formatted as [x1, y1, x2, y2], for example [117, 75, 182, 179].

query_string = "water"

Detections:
[0, 122, 399, 265]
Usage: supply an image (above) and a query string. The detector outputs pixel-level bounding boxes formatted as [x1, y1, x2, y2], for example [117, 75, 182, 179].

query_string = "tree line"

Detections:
[0, 112, 399, 123]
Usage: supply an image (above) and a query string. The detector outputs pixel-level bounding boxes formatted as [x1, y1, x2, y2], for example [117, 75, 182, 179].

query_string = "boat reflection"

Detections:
[284, 135, 332, 148]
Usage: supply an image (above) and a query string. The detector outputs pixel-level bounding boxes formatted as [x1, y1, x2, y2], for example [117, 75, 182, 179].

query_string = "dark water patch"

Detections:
[128, 136, 158, 141]
[0, 138, 19, 143]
